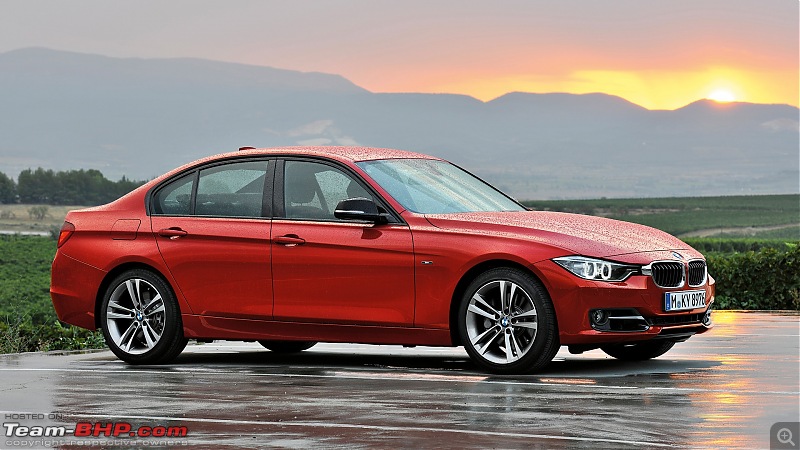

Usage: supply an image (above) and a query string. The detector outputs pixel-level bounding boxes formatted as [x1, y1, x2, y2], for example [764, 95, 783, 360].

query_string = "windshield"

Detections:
[356, 159, 525, 214]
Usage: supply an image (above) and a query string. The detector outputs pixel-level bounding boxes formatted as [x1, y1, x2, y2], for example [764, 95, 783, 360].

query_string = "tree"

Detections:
[17, 168, 56, 203]
[16, 168, 146, 205]
[0, 171, 16, 204]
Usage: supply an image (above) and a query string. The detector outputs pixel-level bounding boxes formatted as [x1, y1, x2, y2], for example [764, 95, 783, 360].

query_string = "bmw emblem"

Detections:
[671, 251, 684, 260]
[501, 317, 509, 327]
[136, 311, 144, 321]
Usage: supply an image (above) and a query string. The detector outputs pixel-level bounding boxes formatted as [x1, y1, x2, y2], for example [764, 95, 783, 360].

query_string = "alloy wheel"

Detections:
[105, 278, 166, 355]
[465, 279, 538, 365]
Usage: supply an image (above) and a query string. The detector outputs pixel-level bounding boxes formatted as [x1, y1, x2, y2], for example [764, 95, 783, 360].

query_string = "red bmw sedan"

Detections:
[50, 146, 714, 374]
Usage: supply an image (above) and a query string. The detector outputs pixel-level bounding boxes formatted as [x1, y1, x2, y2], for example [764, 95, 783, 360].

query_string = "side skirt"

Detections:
[182, 315, 454, 347]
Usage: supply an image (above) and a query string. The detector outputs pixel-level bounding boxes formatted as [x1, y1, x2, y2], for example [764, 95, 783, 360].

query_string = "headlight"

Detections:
[553, 256, 639, 282]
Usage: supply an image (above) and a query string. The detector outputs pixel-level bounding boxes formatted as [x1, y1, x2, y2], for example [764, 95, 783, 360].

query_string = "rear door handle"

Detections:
[158, 227, 188, 239]
[274, 234, 305, 247]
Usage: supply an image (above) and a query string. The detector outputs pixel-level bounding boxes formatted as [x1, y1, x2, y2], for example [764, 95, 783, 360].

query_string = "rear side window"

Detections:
[153, 174, 194, 215]
[196, 161, 268, 218]
[152, 160, 269, 217]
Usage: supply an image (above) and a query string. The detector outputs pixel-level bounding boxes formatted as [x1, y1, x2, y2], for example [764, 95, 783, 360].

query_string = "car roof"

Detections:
[143, 146, 443, 189]
[229, 146, 440, 162]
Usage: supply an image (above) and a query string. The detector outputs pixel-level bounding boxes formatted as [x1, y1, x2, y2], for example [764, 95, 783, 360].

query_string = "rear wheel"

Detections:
[258, 340, 317, 353]
[100, 269, 187, 364]
[601, 340, 676, 361]
[458, 267, 559, 374]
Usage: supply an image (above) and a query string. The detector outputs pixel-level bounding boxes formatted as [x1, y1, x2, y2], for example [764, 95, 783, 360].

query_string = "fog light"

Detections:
[590, 309, 608, 326]
[702, 309, 713, 326]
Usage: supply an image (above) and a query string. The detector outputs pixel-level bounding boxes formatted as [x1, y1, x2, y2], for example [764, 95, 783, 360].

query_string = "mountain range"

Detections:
[1, 47, 797, 199]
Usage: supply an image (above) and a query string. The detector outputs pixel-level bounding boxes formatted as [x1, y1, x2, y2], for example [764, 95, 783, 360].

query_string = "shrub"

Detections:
[685, 238, 798, 254]
[0, 315, 104, 353]
[27, 205, 49, 220]
[708, 246, 800, 310]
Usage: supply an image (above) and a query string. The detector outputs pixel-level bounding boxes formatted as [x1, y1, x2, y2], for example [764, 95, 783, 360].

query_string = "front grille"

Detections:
[648, 313, 703, 326]
[651, 262, 684, 288]
[688, 260, 707, 286]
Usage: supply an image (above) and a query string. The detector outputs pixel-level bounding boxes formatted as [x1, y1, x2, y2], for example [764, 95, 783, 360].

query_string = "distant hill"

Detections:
[0, 48, 797, 199]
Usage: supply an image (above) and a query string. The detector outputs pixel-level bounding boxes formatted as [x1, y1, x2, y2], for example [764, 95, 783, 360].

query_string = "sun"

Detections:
[706, 88, 737, 103]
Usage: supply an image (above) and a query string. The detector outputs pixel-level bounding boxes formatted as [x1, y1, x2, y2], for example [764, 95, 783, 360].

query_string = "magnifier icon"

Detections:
[778, 428, 796, 446]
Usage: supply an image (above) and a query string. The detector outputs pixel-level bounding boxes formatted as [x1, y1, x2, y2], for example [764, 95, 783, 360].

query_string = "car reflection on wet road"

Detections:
[1, 311, 798, 449]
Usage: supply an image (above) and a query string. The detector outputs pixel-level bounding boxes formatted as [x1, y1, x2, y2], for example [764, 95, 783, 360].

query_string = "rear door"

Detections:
[150, 159, 274, 319]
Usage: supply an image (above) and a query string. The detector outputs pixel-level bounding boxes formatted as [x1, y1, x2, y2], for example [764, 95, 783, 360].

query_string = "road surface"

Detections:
[1, 311, 798, 449]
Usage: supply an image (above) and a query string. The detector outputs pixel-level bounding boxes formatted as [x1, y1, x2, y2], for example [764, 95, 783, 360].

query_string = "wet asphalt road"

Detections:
[1, 311, 798, 449]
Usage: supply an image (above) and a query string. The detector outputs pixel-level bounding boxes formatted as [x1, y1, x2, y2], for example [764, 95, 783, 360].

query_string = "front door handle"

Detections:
[158, 227, 188, 239]
[274, 234, 305, 247]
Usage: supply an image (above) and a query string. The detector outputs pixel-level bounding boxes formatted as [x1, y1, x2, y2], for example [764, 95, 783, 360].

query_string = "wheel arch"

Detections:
[94, 262, 176, 330]
[448, 259, 552, 346]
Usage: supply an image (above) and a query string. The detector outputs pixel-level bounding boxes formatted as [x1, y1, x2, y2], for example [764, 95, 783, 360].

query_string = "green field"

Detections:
[0, 235, 104, 352]
[1, 194, 798, 353]
[521, 194, 799, 238]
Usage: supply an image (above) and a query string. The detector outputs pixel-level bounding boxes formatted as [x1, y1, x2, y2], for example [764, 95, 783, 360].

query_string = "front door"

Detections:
[271, 159, 415, 326]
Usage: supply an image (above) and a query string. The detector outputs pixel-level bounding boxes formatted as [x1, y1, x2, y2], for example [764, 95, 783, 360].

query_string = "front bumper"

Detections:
[534, 259, 715, 346]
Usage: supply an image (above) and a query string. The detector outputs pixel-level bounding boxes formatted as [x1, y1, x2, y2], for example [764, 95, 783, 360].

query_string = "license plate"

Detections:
[664, 290, 706, 312]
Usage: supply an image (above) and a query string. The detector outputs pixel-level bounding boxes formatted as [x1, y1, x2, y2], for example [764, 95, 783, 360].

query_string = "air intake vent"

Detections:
[649, 313, 704, 326]
[650, 262, 684, 288]
[688, 260, 707, 286]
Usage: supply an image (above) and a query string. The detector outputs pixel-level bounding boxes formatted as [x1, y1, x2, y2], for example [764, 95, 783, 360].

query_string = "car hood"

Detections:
[424, 211, 693, 260]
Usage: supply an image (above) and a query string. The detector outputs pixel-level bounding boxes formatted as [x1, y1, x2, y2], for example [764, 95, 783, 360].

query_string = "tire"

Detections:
[458, 267, 560, 374]
[258, 341, 317, 353]
[601, 340, 676, 361]
[100, 269, 187, 364]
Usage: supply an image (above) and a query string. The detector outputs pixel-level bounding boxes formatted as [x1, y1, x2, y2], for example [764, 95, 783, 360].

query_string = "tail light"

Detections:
[57, 221, 75, 248]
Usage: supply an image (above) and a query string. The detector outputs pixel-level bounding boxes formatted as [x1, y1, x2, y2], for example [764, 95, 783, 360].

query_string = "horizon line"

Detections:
[3, 46, 798, 112]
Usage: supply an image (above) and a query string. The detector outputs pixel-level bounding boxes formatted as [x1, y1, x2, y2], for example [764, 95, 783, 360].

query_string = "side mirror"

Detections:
[334, 198, 389, 224]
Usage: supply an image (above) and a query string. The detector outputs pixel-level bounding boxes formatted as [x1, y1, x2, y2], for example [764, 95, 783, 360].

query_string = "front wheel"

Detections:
[601, 340, 676, 361]
[100, 269, 187, 364]
[458, 267, 560, 374]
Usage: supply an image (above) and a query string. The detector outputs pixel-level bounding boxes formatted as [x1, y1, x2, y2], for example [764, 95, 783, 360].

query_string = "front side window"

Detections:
[284, 160, 372, 221]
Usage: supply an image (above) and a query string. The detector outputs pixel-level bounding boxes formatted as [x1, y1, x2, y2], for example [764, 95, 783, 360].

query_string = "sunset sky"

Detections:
[1, 0, 797, 110]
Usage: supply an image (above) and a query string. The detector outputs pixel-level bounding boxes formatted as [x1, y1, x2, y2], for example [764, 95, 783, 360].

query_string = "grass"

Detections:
[0, 234, 58, 323]
[0, 234, 103, 353]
